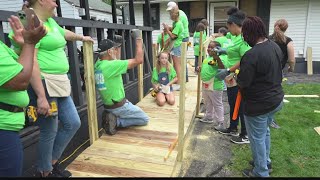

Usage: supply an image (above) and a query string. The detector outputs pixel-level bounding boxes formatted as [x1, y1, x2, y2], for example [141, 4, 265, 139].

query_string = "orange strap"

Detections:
[232, 90, 242, 120]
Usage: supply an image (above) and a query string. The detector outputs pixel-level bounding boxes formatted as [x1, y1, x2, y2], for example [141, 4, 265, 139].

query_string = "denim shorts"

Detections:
[171, 46, 181, 57]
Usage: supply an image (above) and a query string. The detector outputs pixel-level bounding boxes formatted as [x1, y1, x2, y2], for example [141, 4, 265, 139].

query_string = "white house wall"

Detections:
[305, 0, 320, 62]
[269, 0, 308, 58]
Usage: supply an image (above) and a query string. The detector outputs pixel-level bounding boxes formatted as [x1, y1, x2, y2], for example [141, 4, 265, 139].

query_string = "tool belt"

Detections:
[104, 99, 126, 109]
[0, 102, 24, 113]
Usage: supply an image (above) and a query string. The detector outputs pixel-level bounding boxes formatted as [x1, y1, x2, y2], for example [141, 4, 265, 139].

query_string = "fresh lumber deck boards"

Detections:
[67, 73, 198, 177]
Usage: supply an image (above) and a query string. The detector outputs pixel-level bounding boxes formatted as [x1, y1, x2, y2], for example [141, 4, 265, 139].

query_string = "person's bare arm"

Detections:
[29, 49, 50, 116]
[167, 77, 178, 86]
[64, 29, 94, 42]
[287, 41, 295, 72]
[127, 39, 144, 69]
[229, 62, 240, 72]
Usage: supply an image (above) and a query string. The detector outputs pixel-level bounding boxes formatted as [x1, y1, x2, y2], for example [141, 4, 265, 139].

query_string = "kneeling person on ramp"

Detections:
[94, 29, 149, 135]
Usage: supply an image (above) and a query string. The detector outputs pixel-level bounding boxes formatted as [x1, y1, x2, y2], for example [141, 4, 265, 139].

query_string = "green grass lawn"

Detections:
[228, 83, 320, 177]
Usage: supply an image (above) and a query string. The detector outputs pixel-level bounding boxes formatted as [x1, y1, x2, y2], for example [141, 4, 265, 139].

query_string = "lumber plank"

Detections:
[284, 95, 319, 98]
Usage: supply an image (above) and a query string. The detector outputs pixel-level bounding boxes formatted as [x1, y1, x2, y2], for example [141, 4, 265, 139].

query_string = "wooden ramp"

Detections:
[67, 72, 198, 177]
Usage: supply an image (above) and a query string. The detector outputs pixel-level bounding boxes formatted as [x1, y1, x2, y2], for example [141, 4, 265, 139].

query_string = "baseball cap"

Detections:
[97, 38, 121, 53]
[166, 1, 177, 11]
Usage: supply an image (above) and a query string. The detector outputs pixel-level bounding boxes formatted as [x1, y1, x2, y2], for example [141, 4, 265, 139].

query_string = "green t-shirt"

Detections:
[0, 41, 29, 131]
[157, 33, 170, 50]
[193, 31, 207, 56]
[172, 20, 184, 48]
[224, 32, 251, 68]
[179, 10, 189, 39]
[151, 65, 177, 84]
[200, 56, 229, 91]
[94, 59, 129, 106]
[9, 18, 68, 74]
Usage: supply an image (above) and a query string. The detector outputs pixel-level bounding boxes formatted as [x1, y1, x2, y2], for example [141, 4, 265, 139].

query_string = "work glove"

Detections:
[216, 69, 230, 80]
[131, 29, 142, 39]
[213, 46, 227, 56]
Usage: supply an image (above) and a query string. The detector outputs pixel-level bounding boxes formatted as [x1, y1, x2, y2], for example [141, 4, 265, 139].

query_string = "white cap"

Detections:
[166, 1, 177, 11]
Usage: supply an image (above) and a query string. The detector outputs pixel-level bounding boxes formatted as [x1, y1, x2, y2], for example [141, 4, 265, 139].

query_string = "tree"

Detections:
[102, 0, 112, 5]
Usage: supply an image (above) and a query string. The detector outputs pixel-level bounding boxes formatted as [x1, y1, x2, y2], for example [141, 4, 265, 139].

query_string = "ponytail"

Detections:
[272, 19, 288, 44]
[273, 28, 286, 44]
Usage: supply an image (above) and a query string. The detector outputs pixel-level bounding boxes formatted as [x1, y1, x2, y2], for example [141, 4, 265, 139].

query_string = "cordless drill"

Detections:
[26, 101, 58, 123]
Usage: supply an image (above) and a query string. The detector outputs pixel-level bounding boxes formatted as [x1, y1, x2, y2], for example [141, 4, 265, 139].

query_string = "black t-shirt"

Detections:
[269, 35, 293, 69]
[237, 40, 284, 116]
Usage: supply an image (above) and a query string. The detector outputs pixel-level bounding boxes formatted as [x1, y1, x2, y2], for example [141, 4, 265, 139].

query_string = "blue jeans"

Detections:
[244, 102, 283, 177]
[105, 100, 149, 128]
[28, 82, 81, 172]
[0, 130, 23, 177]
[227, 86, 246, 136]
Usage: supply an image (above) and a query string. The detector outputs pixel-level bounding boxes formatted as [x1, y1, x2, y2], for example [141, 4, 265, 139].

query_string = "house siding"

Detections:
[306, 0, 320, 62]
[269, 0, 308, 58]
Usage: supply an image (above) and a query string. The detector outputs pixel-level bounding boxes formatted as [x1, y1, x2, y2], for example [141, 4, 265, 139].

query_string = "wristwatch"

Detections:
[227, 68, 230, 73]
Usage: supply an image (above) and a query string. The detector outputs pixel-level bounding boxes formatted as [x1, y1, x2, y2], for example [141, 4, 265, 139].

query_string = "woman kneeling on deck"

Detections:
[151, 51, 178, 106]
[95, 30, 149, 136]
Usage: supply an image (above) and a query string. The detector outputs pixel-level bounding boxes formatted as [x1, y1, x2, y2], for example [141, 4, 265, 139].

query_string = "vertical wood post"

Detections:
[307, 47, 313, 75]
[177, 42, 187, 162]
[152, 44, 158, 69]
[83, 41, 98, 145]
[195, 31, 203, 117]
[138, 32, 144, 101]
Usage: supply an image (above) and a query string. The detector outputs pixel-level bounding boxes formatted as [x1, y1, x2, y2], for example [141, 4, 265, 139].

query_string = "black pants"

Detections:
[227, 86, 247, 136]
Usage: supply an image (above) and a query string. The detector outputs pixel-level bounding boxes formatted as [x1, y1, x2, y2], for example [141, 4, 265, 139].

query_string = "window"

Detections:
[144, 3, 160, 30]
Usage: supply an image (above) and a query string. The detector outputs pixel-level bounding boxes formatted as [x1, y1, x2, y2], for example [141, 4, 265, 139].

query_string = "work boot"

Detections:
[102, 110, 118, 135]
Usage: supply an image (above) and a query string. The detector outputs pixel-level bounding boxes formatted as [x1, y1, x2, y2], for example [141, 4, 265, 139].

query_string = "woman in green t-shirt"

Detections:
[0, 15, 46, 177]
[163, 9, 184, 88]
[10, 0, 93, 177]
[213, 7, 251, 144]
[151, 52, 177, 106]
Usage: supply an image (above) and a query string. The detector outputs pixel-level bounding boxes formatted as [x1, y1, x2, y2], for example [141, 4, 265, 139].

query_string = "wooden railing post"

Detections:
[195, 31, 203, 117]
[177, 42, 187, 162]
[152, 43, 158, 69]
[307, 47, 313, 75]
[83, 41, 98, 145]
[138, 33, 144, 101]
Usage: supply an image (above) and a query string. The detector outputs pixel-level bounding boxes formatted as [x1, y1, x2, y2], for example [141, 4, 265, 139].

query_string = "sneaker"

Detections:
[249, 160, 273, 173]
[230, 135, 250, 144]
[218, 127, 239, 137]
[214, 123, 224, 131]
[199, 117, 214, 124]
[242, 169, 257, 177]
[102, 111, 118, 135]
[52, 163, 72, 177]
[270, 120, 280, 129]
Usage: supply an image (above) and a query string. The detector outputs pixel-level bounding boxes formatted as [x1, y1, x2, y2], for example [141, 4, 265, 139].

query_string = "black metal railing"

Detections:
[0, 9, 154, 175]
